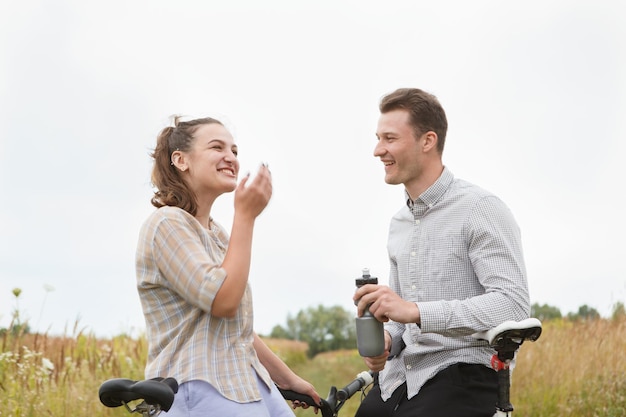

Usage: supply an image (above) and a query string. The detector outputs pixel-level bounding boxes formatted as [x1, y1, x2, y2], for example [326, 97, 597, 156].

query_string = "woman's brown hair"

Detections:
[150, 116, 223, 216]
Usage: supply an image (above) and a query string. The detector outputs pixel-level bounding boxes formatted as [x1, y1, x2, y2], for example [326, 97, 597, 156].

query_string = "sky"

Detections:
[1, 0, 625, 338]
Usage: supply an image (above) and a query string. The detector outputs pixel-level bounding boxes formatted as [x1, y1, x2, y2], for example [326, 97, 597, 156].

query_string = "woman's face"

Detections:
[184, 123, 240, 197]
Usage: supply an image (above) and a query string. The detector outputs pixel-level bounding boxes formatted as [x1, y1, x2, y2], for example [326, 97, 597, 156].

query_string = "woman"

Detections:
[136, 116, 320, 416]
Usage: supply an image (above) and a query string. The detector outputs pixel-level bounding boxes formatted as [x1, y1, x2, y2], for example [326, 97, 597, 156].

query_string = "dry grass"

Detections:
[289, 349, 370, 417]
[264, 337, 309, 368]
[512, 318, 626, 416]
[1, 317, 625, 416]
[0, 325, 146, 416]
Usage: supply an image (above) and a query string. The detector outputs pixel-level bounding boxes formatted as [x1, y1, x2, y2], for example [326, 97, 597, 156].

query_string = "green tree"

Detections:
[567, 304, 600, 321]
[270, 304, 357, 357]
[530, 303, 562, 321]
[268, 324, 291, 340]
[611, 301, 625, 320]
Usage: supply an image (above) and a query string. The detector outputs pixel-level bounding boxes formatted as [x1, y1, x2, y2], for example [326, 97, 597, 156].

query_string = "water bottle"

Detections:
[355, 268, 385, 357]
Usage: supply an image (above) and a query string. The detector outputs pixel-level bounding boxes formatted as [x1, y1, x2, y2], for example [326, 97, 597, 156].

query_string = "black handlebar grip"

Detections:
[278, 388, 319, 407]
[336, 371, 374, 401]
[278, 388, 334, 417]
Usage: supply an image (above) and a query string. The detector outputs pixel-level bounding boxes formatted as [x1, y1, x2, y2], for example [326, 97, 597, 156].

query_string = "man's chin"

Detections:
[384, 175, 401, 185]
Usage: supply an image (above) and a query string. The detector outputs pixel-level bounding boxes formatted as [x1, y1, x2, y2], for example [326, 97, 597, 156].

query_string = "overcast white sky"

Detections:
[1, 0, 625, 338]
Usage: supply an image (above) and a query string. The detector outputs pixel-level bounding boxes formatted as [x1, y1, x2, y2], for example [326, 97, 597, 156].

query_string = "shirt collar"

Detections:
[406, 167, 454, 214]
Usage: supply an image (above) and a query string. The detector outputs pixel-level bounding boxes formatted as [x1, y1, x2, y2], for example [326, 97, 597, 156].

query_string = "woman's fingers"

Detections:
[234, 164, 273, 219]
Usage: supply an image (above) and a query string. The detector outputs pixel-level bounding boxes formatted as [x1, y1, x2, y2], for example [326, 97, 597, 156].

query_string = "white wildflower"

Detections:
[42, 357, 55, 372]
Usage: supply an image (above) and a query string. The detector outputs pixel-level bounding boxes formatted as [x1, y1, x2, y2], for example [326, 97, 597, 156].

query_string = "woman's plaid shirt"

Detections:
[135, 206, 271, 403]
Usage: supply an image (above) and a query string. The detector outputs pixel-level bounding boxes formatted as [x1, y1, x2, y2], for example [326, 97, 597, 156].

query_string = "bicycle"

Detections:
[97, 369, 372, 417]
[98, 318, 541, 417]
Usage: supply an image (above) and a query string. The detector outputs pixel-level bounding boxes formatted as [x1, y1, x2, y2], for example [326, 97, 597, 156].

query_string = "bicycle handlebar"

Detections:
[336, 371, 374, 401]
[278, 388, 335, 416]
[279, 370, 374, 417]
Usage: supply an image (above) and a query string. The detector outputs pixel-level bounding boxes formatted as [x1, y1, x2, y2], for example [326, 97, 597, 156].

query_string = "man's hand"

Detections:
[353, 284, 421, 325]
[363, 330, 392, 372]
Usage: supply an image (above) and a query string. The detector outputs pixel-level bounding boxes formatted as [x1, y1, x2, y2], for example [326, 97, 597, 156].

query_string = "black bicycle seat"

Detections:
[99, 377, 179, 411]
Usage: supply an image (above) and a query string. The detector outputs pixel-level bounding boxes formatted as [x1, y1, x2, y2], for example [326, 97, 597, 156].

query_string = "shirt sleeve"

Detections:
[418, 195, 530, 336]
[151, 209, 228, 314]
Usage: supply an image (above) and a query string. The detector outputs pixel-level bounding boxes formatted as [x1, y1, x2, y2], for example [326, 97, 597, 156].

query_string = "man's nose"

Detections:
[373, 141, 385, 157]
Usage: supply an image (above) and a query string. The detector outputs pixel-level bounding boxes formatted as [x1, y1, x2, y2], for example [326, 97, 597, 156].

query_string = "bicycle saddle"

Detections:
[99, 377, 179, 411]
[472, 318, 542, 346]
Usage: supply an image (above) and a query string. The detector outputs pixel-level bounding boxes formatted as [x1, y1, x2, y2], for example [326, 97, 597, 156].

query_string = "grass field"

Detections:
[1, 317, 625, 416]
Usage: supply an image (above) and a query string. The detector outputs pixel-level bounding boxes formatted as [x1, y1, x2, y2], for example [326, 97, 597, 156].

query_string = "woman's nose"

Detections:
[225, 149, 237, 161]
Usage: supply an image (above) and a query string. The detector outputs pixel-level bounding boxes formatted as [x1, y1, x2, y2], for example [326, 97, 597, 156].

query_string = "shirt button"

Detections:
[411, 251, 416, 256]
[411, 285, 416, 290]
[406, 364, 412, 370]
[415, 219, 420, 225]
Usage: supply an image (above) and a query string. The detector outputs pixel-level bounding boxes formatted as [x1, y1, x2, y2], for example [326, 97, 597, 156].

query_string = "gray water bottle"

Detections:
[355, 268, 385, 357]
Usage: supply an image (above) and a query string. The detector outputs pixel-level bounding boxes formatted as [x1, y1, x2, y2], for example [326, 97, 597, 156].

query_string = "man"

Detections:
[353, 88, 530, 417]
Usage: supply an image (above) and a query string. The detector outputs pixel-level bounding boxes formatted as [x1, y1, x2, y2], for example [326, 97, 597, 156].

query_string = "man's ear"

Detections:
[171, 150, 188, 172]
[422, 131, 438, 153]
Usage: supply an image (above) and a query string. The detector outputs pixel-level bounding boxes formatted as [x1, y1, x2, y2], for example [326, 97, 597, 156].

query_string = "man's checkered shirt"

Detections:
[378, 167, 530, 401]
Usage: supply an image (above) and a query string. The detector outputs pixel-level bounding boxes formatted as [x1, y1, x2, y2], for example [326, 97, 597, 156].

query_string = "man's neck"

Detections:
[405, 163, 444, 201]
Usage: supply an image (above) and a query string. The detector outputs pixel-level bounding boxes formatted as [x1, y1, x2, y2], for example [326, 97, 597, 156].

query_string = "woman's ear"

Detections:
[171, 150, 188, 172]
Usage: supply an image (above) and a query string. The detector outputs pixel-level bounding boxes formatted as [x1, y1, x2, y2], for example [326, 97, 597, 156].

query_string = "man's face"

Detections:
[374, 109, 424, 187]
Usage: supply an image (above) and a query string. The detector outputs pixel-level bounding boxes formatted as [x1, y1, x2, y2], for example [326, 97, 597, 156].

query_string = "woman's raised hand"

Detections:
[234, 164, 272, 221]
